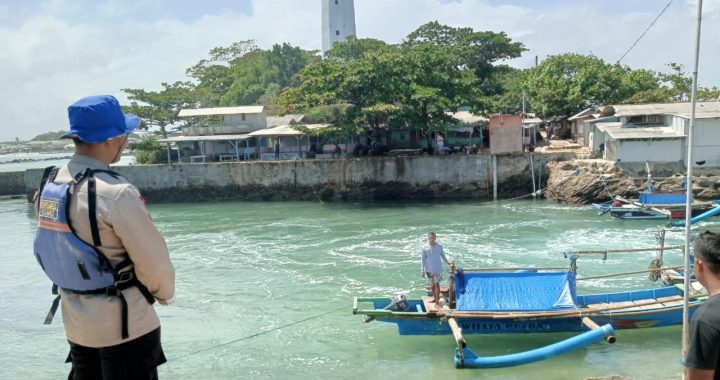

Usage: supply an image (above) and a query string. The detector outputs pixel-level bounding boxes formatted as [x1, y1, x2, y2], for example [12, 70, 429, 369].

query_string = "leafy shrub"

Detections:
[129, 136, 165, 164]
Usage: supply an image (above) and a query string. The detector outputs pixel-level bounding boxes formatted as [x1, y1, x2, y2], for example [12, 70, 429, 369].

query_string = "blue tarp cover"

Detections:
[455, 271, 578, 312]
[639, 192, 686, 205]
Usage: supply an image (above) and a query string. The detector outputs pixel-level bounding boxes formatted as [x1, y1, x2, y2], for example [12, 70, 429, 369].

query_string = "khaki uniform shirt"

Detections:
[36, 154, 175, 347]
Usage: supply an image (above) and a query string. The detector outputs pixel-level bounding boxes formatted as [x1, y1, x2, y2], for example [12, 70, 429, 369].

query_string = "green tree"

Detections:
[128, 136, 165, 164]
[404, 21, 526, 99]
[123, 81, 197, 164]
[392, 42, 477, 149]
[186, 40, 259, 106]
[525, 53, 660, 117]
[324, 36, 389, 60]
[281, 23, 525, 149]
[188, 40, 318, 107]
[698, 86, 720, 101]
[624, 63, 719, 103]
[277, 59, 346, 111]
[122, 81, 198, 138]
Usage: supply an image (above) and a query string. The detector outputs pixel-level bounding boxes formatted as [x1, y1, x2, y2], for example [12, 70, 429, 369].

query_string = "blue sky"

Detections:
[0, 0, 718, 141]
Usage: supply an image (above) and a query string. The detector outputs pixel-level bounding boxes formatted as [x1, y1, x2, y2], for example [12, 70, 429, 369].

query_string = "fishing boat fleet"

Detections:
[591, 169, 720, 223]
[352, 169, 718, 370]
[352, 230, 713, 369]
[592, 191, 720, 221]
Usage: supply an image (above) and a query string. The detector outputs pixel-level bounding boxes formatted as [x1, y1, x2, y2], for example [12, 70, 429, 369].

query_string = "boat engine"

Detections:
[386, 294, 409, 311]
[363, 295, 409, 323]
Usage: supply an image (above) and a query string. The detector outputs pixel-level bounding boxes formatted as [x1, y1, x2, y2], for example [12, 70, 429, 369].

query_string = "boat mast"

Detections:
[681, 0, 703, 365]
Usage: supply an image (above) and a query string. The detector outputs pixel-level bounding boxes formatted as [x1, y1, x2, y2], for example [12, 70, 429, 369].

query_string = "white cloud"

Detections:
[0, 0, 718, 141]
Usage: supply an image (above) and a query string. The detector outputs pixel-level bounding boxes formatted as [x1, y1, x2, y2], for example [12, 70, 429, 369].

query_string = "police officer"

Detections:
[33, 95, 175, 379]
[685, 230, 720, 380]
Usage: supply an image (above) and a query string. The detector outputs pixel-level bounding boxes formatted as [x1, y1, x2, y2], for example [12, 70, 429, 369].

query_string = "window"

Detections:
[628, 114, 664, 125]
[627, 116, 643, 124]
[241, 113, 246, 121]
[335, 30, 340, 36]
[335, 0, 338, 4]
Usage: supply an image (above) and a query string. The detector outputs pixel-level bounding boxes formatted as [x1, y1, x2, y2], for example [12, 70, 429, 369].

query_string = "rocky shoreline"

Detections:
[544, 159, 720, 204]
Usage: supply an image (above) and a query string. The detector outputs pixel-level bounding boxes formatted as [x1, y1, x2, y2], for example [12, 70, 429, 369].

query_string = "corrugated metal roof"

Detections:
[595, 122, 623, 132]
[247, 124, 330, 137]
[446, 111, 488, 125]
[266, 114, 305, 128]
[611, 101, 720, 117]
[605, 126, 685, 140]
[157, 134, 251, 142]
[671, 112, 720, 119]
[568, 108, 597, 121]
[178, 106, 266, 117]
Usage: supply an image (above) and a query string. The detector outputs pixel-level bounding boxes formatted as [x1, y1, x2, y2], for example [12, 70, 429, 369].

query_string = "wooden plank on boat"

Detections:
[587, 301, 634, 310]
[587, 300, 662, 312]
[447, 318, 466, 348]
[657, 295, 683, 303]
[659, 300, 684, 307]
[422, 296, 439, 314]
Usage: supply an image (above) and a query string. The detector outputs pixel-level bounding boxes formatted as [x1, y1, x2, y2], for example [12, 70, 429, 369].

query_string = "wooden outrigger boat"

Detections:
[591, 166, 719, 221]
[592, 193, 717, 221]
[353, 241, 708, 369]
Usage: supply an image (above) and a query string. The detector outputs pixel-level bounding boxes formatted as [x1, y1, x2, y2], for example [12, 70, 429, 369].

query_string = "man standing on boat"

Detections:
[33, 95, 175, 379]
[421, 231, 451, 307]
[685, 230, 720, 380]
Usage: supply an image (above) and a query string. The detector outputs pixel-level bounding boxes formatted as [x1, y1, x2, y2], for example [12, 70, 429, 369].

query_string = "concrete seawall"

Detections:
[17, 153, 573, 203]
[0, 172, 25, 196]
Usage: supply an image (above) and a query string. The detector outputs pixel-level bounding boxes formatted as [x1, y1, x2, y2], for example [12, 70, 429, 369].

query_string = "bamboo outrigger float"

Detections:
[353, 238, 708, 369]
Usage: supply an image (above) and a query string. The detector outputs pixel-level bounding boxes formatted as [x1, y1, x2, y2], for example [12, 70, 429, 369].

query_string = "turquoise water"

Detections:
[1, 198, 713, 379]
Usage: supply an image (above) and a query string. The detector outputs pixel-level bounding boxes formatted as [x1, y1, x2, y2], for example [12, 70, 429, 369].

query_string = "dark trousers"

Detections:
[67, 327, 167, 380]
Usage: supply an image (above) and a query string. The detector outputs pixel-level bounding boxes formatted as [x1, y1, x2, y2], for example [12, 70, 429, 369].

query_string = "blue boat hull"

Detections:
[370, 286, 700, 336]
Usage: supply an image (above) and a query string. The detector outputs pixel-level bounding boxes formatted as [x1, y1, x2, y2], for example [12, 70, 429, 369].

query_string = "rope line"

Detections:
[173, 303, 348, 361]
[599, 176, 614, 198]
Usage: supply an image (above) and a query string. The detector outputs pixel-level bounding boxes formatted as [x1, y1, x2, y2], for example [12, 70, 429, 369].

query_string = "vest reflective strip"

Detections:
[38, 220, 71, 233]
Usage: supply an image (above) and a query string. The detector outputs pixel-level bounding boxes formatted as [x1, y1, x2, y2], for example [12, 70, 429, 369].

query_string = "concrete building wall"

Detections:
[489, 114, 522, 154]
[614, 139, 683, 163]
[690, 118, 720, 166]
[223, 112, 267, 129]
[322, 0, 356, 53]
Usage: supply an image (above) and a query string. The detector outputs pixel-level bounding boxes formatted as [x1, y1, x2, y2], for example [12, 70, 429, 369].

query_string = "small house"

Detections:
[590, 102, 720, 165]
[488, 114, 523, 155]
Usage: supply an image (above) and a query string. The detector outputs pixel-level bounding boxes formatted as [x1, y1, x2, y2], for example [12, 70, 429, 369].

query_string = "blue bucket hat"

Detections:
[63, 95, 141, 144]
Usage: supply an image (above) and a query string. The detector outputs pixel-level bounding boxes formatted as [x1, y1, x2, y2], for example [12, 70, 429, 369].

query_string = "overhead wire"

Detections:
[172, 303, 348, 361]
[617, 0, 675, 64]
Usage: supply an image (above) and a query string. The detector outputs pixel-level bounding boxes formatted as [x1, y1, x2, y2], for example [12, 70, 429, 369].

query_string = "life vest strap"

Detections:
[51, 275, 154, 339]
[38, 166, 58, 198]
[86, 171, 101, 247]
[44, 294, 61, 325]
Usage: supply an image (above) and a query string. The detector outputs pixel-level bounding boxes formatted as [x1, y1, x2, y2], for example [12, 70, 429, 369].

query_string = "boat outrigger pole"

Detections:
[681, 0, 703, 368]
[453, 320, 615, 369]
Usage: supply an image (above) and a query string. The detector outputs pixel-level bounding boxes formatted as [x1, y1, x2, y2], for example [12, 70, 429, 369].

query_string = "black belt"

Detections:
[45, 277, 155, 339]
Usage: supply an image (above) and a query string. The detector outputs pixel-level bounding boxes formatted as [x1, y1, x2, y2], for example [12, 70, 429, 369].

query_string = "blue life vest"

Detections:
[33, 167, 154, 339]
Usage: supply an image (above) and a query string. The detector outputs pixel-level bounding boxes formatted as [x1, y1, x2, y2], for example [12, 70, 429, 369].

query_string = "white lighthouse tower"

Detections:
[321, 0, 356, 53]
